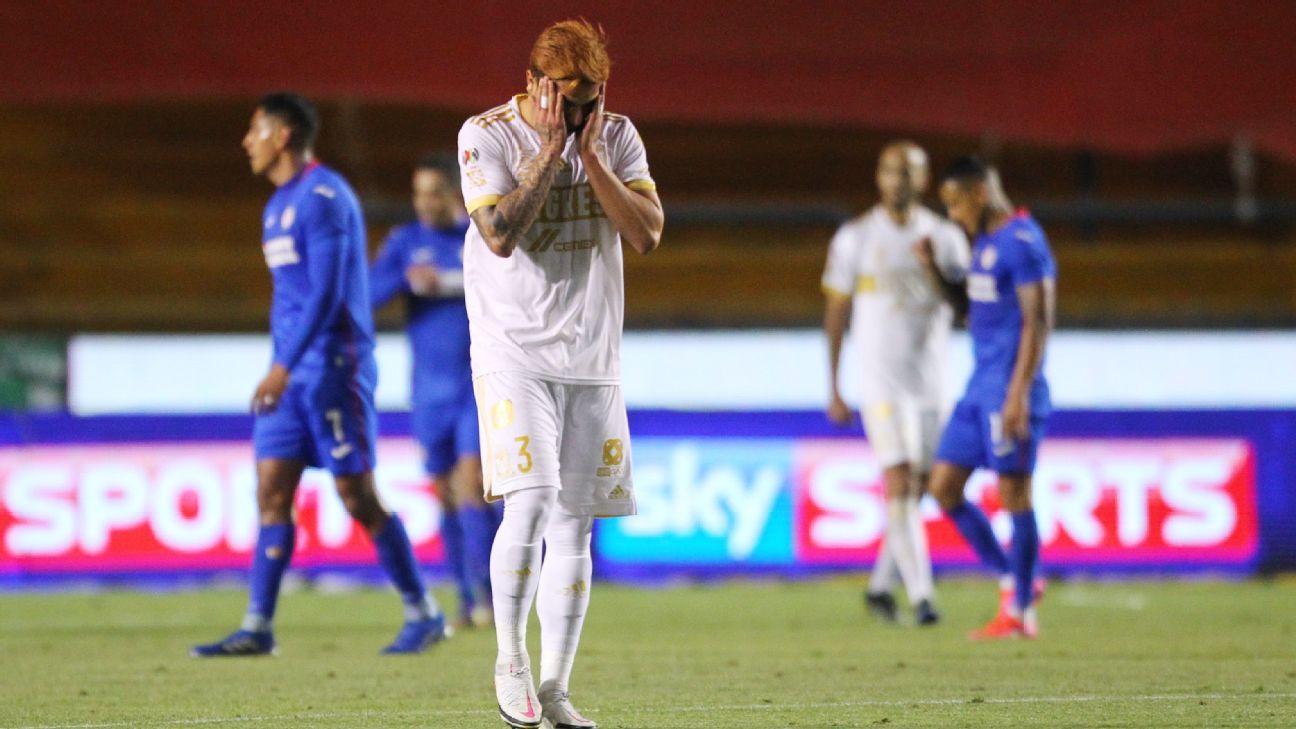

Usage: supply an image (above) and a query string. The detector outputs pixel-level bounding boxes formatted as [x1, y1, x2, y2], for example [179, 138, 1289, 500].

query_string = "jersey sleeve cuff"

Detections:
[1012, 273, 1049, 288]
[821, 283, 852, 299]
[466, 194, 502, 214]
[625, 179, 657, 192]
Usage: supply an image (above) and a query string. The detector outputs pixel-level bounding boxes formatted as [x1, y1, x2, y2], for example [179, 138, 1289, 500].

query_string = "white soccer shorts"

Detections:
[474, 371, 636, 517]
[860, 398, 942, 472]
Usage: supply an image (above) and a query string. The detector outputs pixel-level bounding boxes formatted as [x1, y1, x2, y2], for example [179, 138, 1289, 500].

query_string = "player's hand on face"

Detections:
[827, 393, 854, 427]
[405, 264, 441, 296]
[252, 364, 290, 415]
[535, 78, 567, 156]
[1001, 387, 1031, 441]
[578, 83, 607, 163]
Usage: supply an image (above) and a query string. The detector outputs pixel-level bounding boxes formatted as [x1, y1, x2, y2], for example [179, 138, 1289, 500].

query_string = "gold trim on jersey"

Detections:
[856, 275, 880, 293]
[821, 283, 851, 300]
[474, 378, 502, 503]
[469, 99, 517, 129]
[466, 194, 502, 214]
[626, 179, 657, 192]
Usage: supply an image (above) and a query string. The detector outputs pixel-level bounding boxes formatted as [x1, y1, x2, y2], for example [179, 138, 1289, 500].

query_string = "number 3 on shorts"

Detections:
[489, 429, 534, 479]
[515, 436, 533, 474]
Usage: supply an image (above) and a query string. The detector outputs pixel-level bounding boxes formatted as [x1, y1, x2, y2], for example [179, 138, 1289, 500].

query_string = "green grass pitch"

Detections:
[2, 577, 1294, 728]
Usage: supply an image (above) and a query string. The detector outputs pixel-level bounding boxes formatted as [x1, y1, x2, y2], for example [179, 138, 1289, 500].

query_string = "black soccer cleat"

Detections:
[915, 599, 941, 626]
[864, 591, 898, 622]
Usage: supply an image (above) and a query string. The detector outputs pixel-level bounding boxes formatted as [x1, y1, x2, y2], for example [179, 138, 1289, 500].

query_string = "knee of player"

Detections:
[882, 463, 912, 500]
[256, 483, 296, 514]
[997, 475, 1033, 512]
[929, 476, 965, 511]
[452, 465, 486, 505]
[334, 477, 381, 514]
[430, 476, 457, 508]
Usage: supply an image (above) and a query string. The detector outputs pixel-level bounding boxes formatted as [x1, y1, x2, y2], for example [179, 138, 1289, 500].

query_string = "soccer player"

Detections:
[823, 141, 969, 626]
[918, 156, 1056, 640]
[370, 153, 497, 629]
[192, 93, 448, 657]
[458, 20, 662, 729]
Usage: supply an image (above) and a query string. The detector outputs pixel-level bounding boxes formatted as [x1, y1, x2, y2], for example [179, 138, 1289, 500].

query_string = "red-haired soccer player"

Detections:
[457, 19, 662, 729]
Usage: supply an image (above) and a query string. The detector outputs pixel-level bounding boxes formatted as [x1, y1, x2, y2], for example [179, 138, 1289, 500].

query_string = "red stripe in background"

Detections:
[1, 2, 1294, 160]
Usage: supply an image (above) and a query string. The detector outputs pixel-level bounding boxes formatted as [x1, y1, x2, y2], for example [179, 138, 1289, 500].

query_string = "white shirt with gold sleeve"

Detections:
[822, 205, 969, 407]
[457, 96, 656, 384]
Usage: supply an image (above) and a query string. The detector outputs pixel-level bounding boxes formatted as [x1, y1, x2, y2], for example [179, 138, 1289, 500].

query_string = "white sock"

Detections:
[905, 497, 934, 604]
[490, 486, 558, 670]
[537, 509, 594, 698]
[868, 536, 897, 594]
[883, 499, 924, 606]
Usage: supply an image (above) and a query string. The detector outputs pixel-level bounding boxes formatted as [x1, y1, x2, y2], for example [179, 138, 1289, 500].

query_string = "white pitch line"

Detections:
[1055, 590, 1149, 611]
[6, 692, 1295, 729]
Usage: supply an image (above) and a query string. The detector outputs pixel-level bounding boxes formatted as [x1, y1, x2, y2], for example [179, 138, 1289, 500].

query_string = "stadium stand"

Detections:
[1, 103, 1294, 331]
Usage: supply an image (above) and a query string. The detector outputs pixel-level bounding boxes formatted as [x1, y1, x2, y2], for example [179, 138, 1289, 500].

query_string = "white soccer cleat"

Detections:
[539, 688, 598, 729]
[496, 662, 542, 728]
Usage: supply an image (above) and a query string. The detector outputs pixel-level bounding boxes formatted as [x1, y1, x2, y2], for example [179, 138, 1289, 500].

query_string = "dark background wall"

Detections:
[2, 1, 1294, 332]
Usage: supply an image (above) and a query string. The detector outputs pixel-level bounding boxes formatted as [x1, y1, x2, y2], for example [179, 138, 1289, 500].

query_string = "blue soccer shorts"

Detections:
[253, 356, 378, 476]
[412, 388, 481, 477]
[934, 385, 1050, 475]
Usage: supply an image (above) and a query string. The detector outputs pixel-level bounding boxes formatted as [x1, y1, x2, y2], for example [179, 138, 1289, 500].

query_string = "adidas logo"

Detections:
[607, 485, 628, 500]
[514, 566, 532, 578]
[562, 580, 588, 597]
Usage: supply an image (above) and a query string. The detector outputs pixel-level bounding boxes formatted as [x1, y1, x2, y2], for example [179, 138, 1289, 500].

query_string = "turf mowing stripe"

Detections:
[0, 709, 481, 729]
[649, 691, 1296, 713]
[6, 692, 1295, 728]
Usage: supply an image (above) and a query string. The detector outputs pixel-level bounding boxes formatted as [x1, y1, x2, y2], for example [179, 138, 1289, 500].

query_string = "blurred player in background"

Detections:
[370, 153, 497, 630]
[823, 141, 968, 626]
[918, 156, 1056, 640]
[192, 93, 448, 657]
[458, 19, 662, 729]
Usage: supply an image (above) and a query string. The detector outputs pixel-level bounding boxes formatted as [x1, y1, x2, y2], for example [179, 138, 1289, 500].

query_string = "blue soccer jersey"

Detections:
[936, 211, 1056, 474]
[965, 211, 1056, 392]
[370, 220, 478, 475]
[262, 162, 376, 372]
[254, 161, 378, 474]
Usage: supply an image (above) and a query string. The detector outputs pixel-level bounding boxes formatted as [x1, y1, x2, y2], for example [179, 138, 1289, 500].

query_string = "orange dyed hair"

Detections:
[529, 19, 611, 83]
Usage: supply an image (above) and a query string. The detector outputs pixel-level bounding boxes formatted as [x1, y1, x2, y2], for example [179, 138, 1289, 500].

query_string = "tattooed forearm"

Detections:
[476, 148, 563, 257]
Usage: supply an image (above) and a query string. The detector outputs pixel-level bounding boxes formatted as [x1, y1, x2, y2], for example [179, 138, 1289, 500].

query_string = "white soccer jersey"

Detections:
[458, 96, 656, 384]
[822, 205, 969, 407]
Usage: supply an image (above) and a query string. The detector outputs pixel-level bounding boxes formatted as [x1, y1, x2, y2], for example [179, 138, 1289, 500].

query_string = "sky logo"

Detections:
[598, 438, 794, 564]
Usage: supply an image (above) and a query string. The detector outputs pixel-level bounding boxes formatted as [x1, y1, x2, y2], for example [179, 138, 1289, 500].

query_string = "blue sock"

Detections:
[372, 514, 437, 621]
[458, 504, 498, 604]
[243, 523, 295, 632]
[440, 507, 473, 612]
[946, 502, 1010, 575]
[1011, 510, 1041, 613]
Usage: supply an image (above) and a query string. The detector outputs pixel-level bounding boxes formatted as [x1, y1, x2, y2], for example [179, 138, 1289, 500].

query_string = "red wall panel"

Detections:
[3, 1, 1293, 158]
